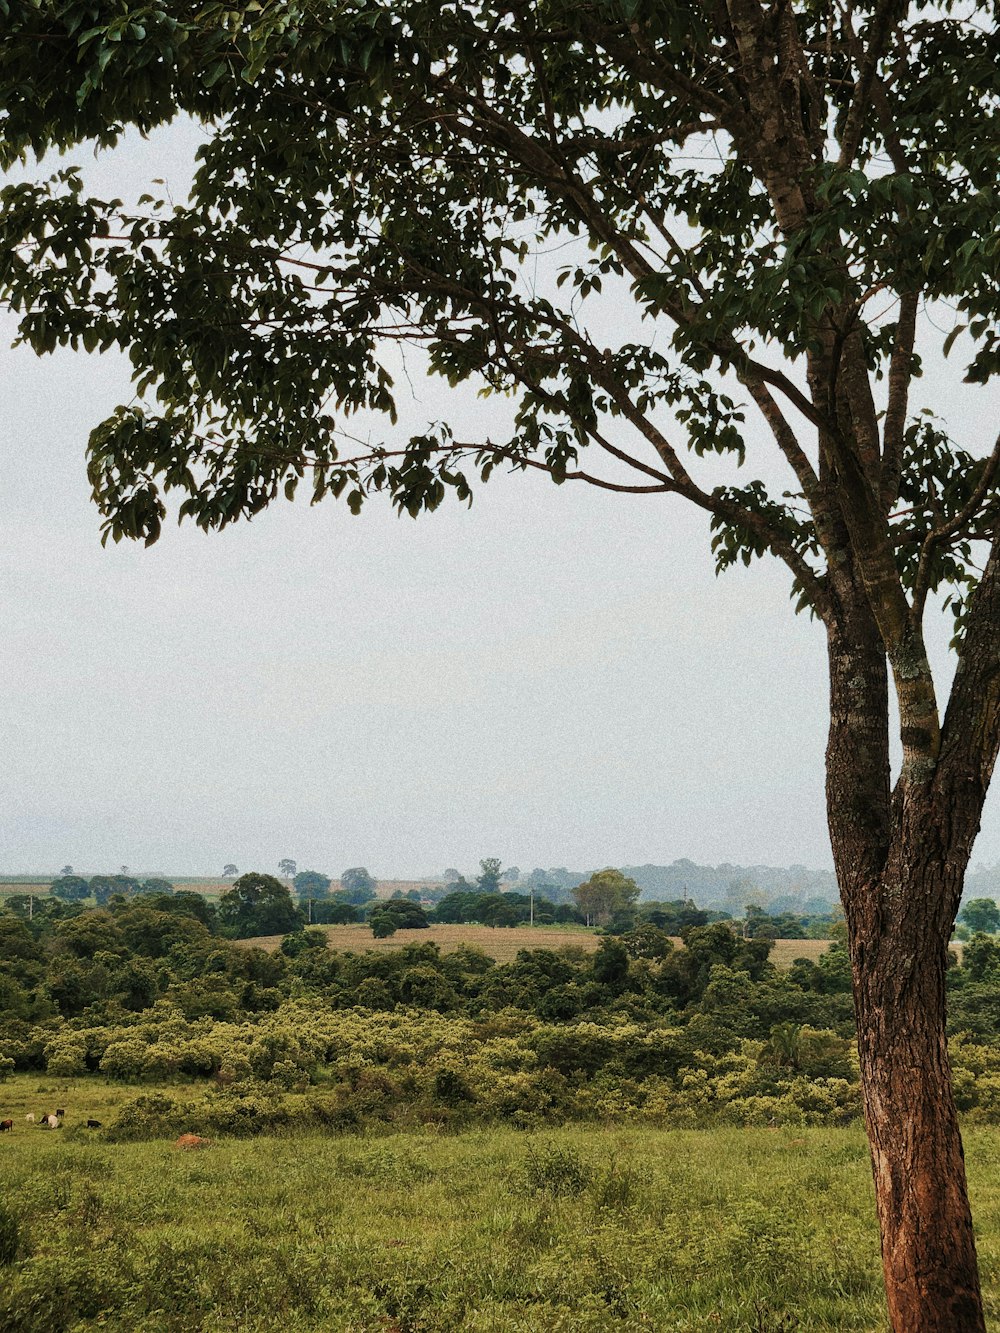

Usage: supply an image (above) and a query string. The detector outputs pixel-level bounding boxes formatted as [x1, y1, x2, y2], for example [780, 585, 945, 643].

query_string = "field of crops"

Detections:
[4, 1077, 1000, 1333]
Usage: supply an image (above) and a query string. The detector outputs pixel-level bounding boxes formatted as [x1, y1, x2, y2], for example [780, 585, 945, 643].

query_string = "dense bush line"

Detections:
[2, 889, 999, 1131]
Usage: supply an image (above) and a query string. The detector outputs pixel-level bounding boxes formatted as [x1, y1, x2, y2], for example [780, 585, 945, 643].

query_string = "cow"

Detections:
[86, 1119, 102, 1129]
[0, 1120, 13, 1133]
[54, 1108, 65, 1117]
[24, 1113, 34, 1123]
[42, 1114, 59, 1129]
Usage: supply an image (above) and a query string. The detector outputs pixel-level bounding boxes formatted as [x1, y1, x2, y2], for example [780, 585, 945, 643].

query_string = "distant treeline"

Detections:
[0, 861, 849, 913]
[500, 861, 840, 913]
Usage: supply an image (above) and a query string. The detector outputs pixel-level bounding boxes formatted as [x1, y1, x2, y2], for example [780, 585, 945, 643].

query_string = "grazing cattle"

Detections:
[0, 1120, 13, 1133]
[86, 1119, 102, 1129]
[43, 1114, 59, 1129]
[54, 1108, 65, 1117]
[24, 1113, 34, 1123]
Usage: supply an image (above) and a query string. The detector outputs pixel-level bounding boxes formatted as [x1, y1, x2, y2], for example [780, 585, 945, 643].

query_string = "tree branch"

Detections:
[911, 432, 1000, 625]
[880, 290, 919, 511]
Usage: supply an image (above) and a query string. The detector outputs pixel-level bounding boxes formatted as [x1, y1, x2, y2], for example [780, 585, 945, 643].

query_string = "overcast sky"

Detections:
[3, 123, 998, 880]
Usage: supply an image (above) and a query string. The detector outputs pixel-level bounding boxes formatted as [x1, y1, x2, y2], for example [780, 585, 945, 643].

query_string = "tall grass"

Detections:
[4, 1111, 1000, 1330]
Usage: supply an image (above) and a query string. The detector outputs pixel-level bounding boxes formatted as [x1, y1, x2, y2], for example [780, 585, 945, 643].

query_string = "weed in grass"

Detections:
[372, 1272, 438, 1333]
[590, 1156, 646, 1213]
[338, 1145, 435, 1185]
[0, 1203, 22, 1265]
[522, 1142, 591, 1196]
[751, 1302, 801, 1332]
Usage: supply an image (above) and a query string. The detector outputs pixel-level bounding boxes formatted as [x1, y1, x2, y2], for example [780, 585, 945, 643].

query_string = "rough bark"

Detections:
[849, 817, 984, 1332]
[825, 576, 993, 1332]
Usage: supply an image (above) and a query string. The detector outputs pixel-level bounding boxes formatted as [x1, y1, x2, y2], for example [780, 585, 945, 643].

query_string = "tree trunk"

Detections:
[824, 586, 989, 1331]
[849, 859, 984, 1331]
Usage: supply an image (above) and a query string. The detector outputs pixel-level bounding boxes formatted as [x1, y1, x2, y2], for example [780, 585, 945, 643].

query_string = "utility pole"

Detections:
[530, 884, 534, 927]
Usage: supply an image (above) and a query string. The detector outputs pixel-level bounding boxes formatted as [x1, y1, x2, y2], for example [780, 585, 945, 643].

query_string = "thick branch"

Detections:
[936, 531, 1000, 854]
[823, 419, 941, 779]
[880, 291, 919, 511]
[836, 0, 908, 169]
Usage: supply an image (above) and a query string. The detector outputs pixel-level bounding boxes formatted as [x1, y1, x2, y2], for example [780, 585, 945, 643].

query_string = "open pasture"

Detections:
[0, 1111, 896, 1331]
[769, 936, 832, 968]
[4, 1101, 1000, 1331]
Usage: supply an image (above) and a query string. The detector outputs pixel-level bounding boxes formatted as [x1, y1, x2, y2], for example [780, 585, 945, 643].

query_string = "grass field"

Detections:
[0, 1077, 880, 1332]
[4, 1072, 1000, 1332]
[236, 922, 834, 969]
[241, 921, 606, 961]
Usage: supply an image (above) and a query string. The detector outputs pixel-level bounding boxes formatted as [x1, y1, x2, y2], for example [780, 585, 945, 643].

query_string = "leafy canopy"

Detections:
[0, 0, 998, 628]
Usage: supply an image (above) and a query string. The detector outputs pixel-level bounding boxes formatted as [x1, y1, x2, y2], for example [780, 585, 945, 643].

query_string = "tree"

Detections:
[292, 870, 332, 900]
[90, 875, 140, 907]
[50, 875, 89, 902]
[278, 858, 297, 881]
[958, 899, 1000, 936]
[476, 858, 503, 895]
[138, 877, 174, 897]
[2, 5, 999, 1323]
[370, 900, 430, 932]
[311, 898, 359, 925]
[479, 896, 521, 928]
[370, 915, 397, 940]
[339, 868, 376, 904]
[217, 873, 302, 939]
[222, 865, 239, 879]
[59, 865, 74, 877]
[573, 870, 640, 927]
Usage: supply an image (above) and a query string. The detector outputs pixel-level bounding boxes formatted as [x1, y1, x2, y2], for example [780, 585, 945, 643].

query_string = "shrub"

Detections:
[43, 1036, 88, 1079]
[523, 1142, 592, 1196]
[99, 1038, 151, 1081]
[105, 1093, 183, 1141]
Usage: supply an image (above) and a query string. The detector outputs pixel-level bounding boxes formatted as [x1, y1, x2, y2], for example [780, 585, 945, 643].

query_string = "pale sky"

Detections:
[2, 123, 998, 879]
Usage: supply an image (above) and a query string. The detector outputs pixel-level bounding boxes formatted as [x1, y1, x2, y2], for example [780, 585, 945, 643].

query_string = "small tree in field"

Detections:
[3, 3, 1000, 1325]
[370, 914, 397, 940]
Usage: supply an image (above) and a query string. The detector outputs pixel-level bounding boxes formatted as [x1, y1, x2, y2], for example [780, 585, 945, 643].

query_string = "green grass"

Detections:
[4, 1078, 1000, 1330]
